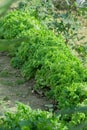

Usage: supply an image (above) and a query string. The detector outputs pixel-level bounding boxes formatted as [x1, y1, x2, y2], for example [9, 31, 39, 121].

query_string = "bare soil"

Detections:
[0, 53, 51, 114]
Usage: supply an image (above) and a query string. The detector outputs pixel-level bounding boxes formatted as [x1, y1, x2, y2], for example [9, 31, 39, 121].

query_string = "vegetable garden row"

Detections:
[0, 1, 87, 129]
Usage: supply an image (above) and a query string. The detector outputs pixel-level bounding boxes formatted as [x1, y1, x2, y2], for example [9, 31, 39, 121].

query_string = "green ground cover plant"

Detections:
[0, 1, 87, 129]
[0, 103, 68, 130]
[18, 0, 82, 45]
[0, 103, 87, 130]
[0, 9, 41, 39]
[0, 9, 86, 98]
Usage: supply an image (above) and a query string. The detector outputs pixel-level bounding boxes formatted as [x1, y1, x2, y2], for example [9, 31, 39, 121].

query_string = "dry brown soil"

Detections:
[0, 53, 51, 114]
